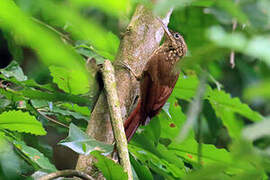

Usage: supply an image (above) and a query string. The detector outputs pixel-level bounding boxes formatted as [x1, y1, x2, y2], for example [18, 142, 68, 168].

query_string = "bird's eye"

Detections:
[174, 33, 180, 39]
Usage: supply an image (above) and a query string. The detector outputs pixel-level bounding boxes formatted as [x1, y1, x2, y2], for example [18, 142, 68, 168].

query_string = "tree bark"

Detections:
[76, 4, 172, 178]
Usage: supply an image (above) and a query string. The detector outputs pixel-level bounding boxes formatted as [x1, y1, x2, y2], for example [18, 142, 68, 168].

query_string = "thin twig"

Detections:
[230, 0, 239, 68]
[177, 71, 207, 142]
[101, 60, 133, 180]
[27, 100, 69, 128]
[39, 169, 95, 180]
[38, 110, 69, 128]
[208, 73, 222, 91]
[31, 17, 72, 43]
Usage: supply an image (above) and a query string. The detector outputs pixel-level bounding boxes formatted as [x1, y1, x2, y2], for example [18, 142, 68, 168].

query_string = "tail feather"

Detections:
[124, 100, 145, 142]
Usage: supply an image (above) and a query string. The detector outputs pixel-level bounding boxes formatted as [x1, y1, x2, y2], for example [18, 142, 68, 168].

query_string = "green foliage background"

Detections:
[0, 0, 270, 179]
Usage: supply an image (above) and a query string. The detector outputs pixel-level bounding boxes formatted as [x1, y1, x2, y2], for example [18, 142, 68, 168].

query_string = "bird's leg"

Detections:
[115, 61, 143, 81]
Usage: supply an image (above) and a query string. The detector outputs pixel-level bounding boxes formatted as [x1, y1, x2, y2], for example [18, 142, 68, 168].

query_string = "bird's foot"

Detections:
[115, 61, 143, 81]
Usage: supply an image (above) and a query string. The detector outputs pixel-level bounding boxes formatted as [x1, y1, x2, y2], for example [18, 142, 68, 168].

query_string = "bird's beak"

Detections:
[157, 17, 175, 43]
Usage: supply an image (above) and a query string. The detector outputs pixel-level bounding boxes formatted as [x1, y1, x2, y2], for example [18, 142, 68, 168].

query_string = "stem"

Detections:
[101, 60, 133, 180]
[39, 170, 94, 180]
[31, 17, 72, 43]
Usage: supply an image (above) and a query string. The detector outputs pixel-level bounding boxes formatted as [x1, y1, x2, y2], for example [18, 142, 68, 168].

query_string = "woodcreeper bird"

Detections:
[124, 19, 187, 141]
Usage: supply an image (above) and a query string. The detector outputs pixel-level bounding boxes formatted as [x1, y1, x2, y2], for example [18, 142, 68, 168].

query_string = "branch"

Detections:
[101, 60, 133, 180]
[39, 170, 95, 180]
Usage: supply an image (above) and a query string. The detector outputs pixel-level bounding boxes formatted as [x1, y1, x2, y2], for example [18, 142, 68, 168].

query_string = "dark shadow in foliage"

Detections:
[0, 30, 12, 68]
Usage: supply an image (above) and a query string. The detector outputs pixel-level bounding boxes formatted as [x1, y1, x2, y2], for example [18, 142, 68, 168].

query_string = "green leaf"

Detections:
[130, 154, 153, 180]
[0, 0, 87, 74]
[129, 144, 185, 179]
[191, 0, 215, 7]
[75, 44, 105, 64]
[59, 123, 113, 155]
[182, 164, 229, 180]
[0, 74, 54, 92]
[69, 0, 129, 17]
[0, 135, 21, 179]
[140, 116, 161, 144]
[92, 151, 128, 180]
[0, 110, 46, 135]
[207, 89, 262, 122]
[31, 98, 90, 121]
[162, 102, 172, 119]
[172, 74, 199, 101]
[0, 61, 27, 81]
[169, 138, 233, 166]
[0, 86, 91, 107]
[206, 89, 262, 139]
[47, 106, 89, 121]
[13, 140, 56, 172]
[131, 134, 185, 178]
[49, 66, 90, 95]
[37, 0, 120, 60]
[160, 98, 188, 140]
[61, 103, 91, 116]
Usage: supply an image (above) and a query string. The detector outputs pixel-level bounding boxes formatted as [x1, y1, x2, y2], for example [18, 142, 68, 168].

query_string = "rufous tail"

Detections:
[124, 100, 145, 142]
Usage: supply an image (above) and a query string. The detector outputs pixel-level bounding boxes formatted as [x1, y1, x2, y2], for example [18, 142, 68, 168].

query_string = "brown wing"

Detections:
[140, 49, 179, 125]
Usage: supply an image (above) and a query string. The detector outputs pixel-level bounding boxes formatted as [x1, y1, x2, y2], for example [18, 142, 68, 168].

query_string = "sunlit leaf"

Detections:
[69, 0, 129, 17]
[49, 66, 90, 95]
[169, 138, 232, 166]
[159, 98, 188, 140]
[207, 89, 262, 138]
[61, 103, 91, 116]
[0, 110, 46, 135]
[172, 74, 199, 101]
[207, 89, 262, 122]
[191, 0, 215, 7]
[37, 0, 120, 60]
[0, 0, 87, 74]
